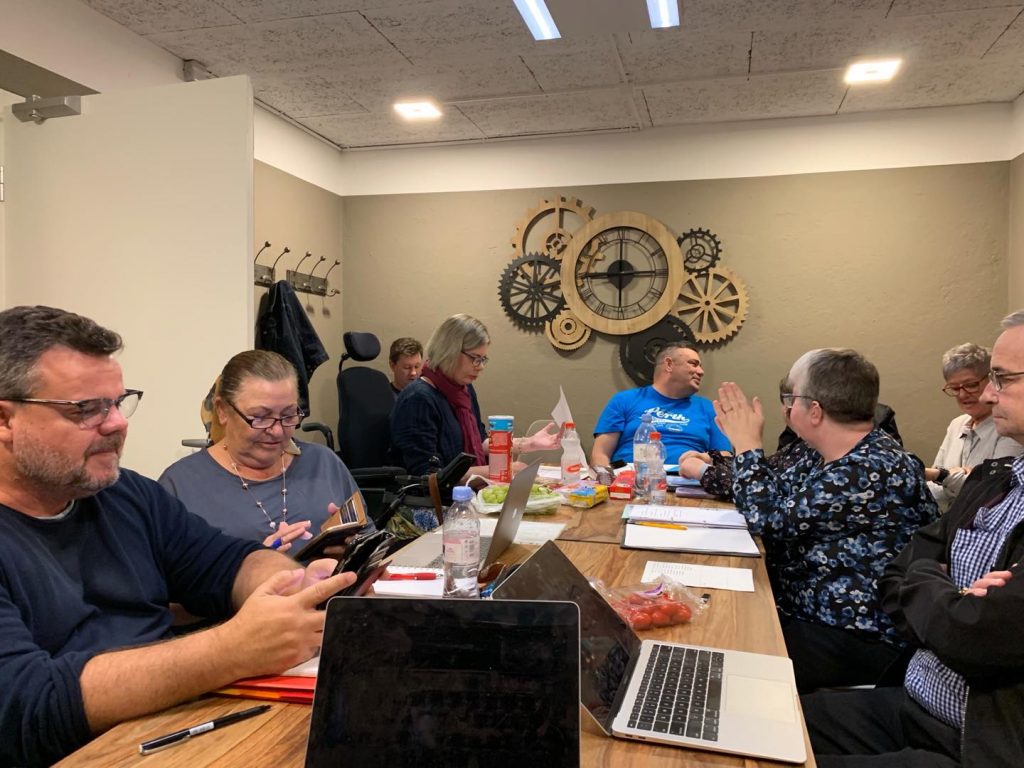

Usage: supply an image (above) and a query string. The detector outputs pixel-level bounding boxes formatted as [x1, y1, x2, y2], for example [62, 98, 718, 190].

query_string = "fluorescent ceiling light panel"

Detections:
[394, 100, 442, 119]
[646, 0, 679, 28]
[514, 0, 561, 40]
[844, 58, 902, 84]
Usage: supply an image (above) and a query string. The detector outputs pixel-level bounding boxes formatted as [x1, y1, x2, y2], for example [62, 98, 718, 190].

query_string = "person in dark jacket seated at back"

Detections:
[803, 311, 1024, 768]
[712, 348, 938, 693]
[0, 306, 355, 767]
[388, 337, 423, 396]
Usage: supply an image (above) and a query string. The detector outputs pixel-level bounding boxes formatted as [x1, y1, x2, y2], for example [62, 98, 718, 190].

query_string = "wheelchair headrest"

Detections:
[342, 331, 381, 363]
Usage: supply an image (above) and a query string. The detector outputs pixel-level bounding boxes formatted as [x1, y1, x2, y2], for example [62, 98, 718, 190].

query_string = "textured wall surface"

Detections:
[337, 163, 1009, 463]
[1011, 154, 1024, 312]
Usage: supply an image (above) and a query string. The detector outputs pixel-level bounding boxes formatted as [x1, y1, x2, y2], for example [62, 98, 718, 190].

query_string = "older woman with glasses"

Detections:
[390, 314, 560, 478]
[159, 350, 369, 553]
[926, 342, 1023, 510]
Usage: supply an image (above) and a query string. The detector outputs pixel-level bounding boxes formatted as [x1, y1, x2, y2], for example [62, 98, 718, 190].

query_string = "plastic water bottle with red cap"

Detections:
[648, 431, 668, 504]
[560, 422, 584, 485]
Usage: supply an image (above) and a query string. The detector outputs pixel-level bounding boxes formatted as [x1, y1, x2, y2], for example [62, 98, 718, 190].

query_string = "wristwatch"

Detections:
[935, 467, 950, 484]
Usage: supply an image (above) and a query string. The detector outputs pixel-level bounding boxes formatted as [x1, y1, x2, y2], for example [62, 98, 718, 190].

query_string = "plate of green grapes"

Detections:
[475, 482, 562, 515]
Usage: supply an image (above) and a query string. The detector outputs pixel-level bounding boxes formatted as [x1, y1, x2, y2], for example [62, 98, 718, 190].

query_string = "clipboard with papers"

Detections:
[620, 504, 760, 557]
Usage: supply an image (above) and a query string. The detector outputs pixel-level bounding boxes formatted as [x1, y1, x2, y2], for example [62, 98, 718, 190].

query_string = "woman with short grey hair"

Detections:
[926, 342, 1023, 510]
[390, 314, 559, 478]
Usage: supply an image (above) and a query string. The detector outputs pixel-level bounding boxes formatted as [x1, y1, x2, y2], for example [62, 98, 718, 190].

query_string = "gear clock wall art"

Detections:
[498, 196, 750, 385]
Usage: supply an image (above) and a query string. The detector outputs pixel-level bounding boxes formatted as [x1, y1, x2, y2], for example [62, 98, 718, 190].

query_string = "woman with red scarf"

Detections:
[390, 314, 560, 480]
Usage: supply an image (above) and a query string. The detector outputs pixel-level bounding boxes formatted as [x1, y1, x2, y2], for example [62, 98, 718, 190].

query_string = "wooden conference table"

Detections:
[58, 496, 816, 768]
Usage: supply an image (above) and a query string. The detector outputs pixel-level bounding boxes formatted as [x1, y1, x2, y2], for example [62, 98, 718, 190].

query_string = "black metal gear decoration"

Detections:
[619, 316, 697, 386]
[677, 228, 722, 275]
[498, 252, 565, 329]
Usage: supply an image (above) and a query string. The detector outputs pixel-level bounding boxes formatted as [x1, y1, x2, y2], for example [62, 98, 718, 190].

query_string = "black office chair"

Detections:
[336, 331, 396, 469]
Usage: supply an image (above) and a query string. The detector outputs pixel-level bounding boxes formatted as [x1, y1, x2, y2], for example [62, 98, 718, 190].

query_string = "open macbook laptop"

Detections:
[389, 460, 541, 568]
[305, 596, 581, 768]
[493, 541, 806, 764]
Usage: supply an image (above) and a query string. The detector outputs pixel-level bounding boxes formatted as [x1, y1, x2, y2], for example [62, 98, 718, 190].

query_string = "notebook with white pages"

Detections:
[623, 504, 747, 528]
[622, 522, 760, 557]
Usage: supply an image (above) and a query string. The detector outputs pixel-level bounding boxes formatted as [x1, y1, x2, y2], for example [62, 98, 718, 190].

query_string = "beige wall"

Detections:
[339, 163, 1009, 462]
[254, 161, 345, 439]
[1011, 153, 1024, 311]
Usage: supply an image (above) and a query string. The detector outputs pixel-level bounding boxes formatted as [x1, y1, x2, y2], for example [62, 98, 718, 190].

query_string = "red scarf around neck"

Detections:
[422, 362, 485, 464]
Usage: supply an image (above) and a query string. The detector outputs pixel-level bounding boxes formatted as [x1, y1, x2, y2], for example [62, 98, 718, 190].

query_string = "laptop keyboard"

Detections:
[426, 536, 493, 569]
[627, 644, 724, 742]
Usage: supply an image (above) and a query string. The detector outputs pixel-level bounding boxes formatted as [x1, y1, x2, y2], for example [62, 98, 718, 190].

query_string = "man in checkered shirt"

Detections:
[801, 310, 1024, 768]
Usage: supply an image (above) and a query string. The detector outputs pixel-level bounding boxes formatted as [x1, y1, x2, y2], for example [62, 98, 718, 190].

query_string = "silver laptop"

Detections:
[493, 541, 806, 764]
[389, 461, 541, 568]
[305, 596, 581, 767]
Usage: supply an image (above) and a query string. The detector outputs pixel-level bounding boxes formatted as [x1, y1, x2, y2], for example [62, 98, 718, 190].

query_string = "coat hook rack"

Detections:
[288, 251, 314, 293]
[253, 241, 274, 286]
[324, 259, 341, 297]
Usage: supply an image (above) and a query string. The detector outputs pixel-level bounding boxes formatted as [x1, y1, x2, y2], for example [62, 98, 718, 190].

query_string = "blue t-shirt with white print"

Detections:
[593, 386, 730, 464]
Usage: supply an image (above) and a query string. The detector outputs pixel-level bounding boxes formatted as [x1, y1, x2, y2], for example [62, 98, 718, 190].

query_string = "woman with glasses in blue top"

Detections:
[390, 313, 560, 480]
[926, 342, 1023, 512]
[159, 350, 369, 553]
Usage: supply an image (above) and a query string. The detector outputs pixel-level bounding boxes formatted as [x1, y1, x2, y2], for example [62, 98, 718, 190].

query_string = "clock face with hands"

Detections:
[560, 211, 685, 335]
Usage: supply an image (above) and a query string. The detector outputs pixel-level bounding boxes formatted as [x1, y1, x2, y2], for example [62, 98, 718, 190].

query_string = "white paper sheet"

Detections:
[641, 561, 755, 592]
[480, 518, 565, 544]
[623, 522, 760, 557]
[282, 656, 319, 677]
[623, 503, 745, 528]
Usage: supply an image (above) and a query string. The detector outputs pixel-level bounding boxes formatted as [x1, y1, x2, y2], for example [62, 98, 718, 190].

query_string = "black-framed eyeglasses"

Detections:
[988, 370, 1024, 392]
[4, 389, 143, 429]
[941, 377, 986, 397]
[226, 399, 304, 430]
[461, 350, 490, 368]
[780, 394, 814, 407]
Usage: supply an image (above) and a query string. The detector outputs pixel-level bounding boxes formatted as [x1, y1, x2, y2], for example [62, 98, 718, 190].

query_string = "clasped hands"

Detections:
[712, 382, 765, 455]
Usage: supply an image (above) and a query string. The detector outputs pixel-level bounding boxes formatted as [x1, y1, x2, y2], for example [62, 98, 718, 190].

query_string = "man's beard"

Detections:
[15, 435, 123, 497]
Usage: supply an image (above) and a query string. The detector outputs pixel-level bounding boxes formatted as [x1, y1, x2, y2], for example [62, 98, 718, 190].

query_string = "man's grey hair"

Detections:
[941, 343, 990, 380]
[425, 314, 490, 378]
[0, 306, 122, 399]
[654, 341, 699, 368]
[1002, 310, 1024, 329]
[787, 347, 878, 423]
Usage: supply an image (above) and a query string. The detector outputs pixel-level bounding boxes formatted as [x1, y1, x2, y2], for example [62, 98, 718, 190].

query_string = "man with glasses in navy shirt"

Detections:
[0, 306, 355, 767]
[803, 310, 1024, 767]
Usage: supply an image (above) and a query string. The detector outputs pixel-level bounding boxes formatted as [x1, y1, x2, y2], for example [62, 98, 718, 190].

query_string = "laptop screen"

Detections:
[306, 596, 581, 768]
[492, 541, 642, 734]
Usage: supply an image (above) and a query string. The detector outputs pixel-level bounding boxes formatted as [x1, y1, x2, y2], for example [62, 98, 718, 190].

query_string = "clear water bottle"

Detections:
[560, 422, 584, 485]
[633, 413, 654, 502]
[443, 485, 480, 598]
[648, 431, 668, 504]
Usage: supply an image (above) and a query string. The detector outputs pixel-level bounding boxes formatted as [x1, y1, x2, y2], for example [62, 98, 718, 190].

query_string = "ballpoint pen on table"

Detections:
[633, 521, 689, 531]
[138, 704, 271, 755]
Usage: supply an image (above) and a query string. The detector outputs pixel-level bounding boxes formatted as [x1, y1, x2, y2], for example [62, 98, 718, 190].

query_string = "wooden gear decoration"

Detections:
[511, 196, 595, 260]
[545, 309, 591, 351]
[671, 266, 749, 344]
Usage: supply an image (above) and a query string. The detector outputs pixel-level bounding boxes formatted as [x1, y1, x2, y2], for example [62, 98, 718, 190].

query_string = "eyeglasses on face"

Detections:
[941, 378, 986, 397]
[226, 399, 304, 430]
[780, 394, 814, 407]
[461, 350, 490, 368]
[5, 390, 144, 429]
[987, 369, 1024, 392]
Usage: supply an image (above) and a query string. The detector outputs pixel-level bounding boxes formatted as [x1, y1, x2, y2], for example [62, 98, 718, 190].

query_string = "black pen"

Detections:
[138, 704, 271, 755]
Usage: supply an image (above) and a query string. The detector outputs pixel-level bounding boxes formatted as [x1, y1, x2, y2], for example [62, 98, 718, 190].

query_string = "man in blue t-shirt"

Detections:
[0, 306, 357, 767]
[591, 342, 730, 468]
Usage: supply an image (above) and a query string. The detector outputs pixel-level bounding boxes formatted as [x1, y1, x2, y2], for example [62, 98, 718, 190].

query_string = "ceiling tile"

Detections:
[752, 7, 1022, 73]
[213, 0, 434, 23]
[300, 109, 483, 147]
[147, 12, 409, 76]
[889, 1, 1023, 16]
[617, 28, 754, 83]
[984, 9, 1024, 59]
[842, 56, 1024, 111]
[253, 73, 368, 116]
[681, 0, 891, 32]
[363, 0, 534, 59]
[643, 70, 846, 125]
[518, 39, 624, 91]
[457, 90, 637, 136]
[81, 0, 241, 34]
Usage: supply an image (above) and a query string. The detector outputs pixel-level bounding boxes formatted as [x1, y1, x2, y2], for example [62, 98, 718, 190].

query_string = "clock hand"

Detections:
[584, 269, 669, 279]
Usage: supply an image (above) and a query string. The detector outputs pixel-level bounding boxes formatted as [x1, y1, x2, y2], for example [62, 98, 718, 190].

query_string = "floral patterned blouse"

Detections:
[732, 428, 939, 644]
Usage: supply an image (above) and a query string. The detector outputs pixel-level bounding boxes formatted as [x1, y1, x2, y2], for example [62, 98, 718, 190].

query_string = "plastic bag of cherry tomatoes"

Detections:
[594, 576, 705, 631]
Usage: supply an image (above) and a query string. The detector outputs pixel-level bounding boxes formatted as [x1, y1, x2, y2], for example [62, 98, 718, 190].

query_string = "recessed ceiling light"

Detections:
[844, 58, 902, 85]
[513, 0, 561, 41]
[646, 0, 680, 29]
[394, 101, 442, 120]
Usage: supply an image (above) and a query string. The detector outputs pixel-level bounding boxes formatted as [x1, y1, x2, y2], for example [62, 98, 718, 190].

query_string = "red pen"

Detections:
[382, 572, 439, 581]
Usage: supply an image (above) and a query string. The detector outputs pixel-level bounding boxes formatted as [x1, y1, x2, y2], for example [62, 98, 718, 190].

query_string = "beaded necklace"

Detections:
[225, 446, 288, 531]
